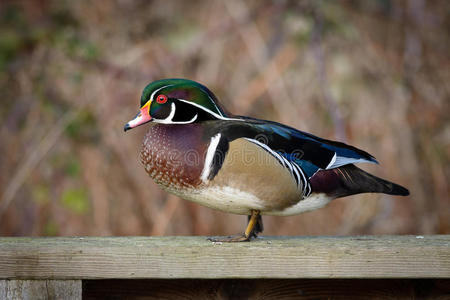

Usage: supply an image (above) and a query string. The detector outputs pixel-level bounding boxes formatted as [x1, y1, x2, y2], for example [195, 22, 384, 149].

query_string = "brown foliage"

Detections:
[0, 0, 448, 236]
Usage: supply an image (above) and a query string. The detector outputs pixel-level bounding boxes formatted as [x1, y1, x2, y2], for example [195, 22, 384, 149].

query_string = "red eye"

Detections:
[156, 94, 168, 104]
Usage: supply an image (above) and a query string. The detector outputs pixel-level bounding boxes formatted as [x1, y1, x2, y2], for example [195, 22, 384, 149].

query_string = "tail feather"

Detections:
[310, 164, 409, 198]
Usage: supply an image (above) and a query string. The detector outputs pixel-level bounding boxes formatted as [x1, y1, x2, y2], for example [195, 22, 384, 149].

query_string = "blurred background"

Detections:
[0, 0, 448, 237]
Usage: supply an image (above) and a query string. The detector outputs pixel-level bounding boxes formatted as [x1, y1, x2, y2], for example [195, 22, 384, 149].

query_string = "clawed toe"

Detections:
[207, 234, 252, 243]
[206, 210, 262, 243]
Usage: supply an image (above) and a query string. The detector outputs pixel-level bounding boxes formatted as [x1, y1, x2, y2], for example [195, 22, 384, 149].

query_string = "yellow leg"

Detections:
[208, 210, 261, 242]
[244, 210, 259, 237]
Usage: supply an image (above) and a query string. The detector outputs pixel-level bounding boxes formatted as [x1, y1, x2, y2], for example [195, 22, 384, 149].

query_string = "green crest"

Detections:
[140, 79, 227, 117]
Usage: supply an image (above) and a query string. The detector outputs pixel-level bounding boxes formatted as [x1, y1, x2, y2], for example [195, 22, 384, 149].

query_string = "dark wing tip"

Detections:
[310, 165, 410, 198]
[389, 183, 410, 196]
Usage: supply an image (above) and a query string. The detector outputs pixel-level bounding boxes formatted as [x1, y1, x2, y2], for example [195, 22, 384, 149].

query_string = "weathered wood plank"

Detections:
[0, 280, 81, 300]
[0, 236, 449, 279]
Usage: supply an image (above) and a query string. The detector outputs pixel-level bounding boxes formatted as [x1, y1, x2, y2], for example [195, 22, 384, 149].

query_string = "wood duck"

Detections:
[124, 78, 409, 242]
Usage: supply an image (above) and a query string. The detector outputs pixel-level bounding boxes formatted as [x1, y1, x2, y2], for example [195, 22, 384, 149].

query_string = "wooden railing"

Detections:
[1, 236, 449, 299]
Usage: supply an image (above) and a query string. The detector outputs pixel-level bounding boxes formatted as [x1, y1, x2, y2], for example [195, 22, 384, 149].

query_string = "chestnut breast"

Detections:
[140, 124, 208, 190]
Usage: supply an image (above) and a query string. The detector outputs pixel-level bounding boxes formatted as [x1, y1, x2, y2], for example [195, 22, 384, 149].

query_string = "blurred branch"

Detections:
[1, 0, 447, 236]
[150, 195, 181, 236]
[403, 0, 423, 83]
[311, 3, 347, 142]
[76, 55, 153, 82]
[234, 43, 298, 114]
[225, 0, 294, 119]
[0, 110, 80, 217]
[93, 76, 157, 232]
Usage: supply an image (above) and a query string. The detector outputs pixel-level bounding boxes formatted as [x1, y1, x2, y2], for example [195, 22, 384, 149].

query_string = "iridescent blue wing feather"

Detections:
[209, 117, 377, 179]
[255, 120, 378, 177]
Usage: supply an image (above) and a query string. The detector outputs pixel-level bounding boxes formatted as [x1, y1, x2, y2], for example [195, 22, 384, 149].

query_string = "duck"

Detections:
[124, 78, 409, 242]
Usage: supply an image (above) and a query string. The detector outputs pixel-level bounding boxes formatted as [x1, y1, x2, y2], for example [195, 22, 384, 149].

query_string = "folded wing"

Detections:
[210, 118, 377, 179]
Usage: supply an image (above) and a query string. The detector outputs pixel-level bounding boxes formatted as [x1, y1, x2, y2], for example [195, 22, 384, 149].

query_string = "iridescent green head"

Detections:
[124, 79, 229, 131]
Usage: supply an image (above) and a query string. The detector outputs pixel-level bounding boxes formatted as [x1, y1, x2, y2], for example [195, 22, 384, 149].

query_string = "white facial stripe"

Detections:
[150, 84, 174, 102]
[184, 114, 198, 123]
[200, 133, 222, 182]
[167, 102, 176, 121]
[149, 84, 223, 118]
[177, 99, 244, 121]
[154, 102, 176, 124]
[207, 95, 224, 117]
[153, 102, 198, 125]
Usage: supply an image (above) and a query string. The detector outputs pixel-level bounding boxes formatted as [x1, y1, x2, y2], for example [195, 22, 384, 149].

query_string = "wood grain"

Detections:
[0, 280, 81, 300]
[0, 236, 449, 279]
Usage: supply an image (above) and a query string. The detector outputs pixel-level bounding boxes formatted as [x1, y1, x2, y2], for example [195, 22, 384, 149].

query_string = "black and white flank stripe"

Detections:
[200, 134, 229, 182]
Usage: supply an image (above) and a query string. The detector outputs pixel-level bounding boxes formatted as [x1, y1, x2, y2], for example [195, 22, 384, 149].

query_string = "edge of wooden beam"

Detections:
[0, 235, 449, 279]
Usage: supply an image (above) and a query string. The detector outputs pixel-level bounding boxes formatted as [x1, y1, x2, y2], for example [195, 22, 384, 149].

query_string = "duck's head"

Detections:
[124, 79, 228, 131]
